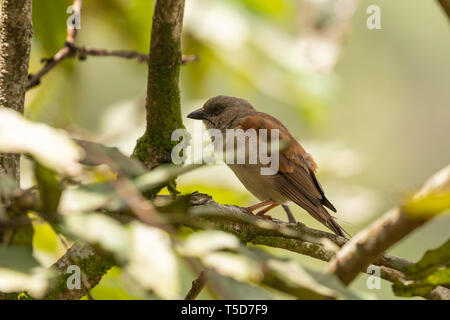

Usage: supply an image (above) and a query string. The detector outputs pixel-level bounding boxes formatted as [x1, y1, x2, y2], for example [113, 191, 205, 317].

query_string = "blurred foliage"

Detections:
[0, 246, 49, 297]
[0, 113, 365, 299]
[393, 240, 450, 297]
[0, 111, 448, 299]
[32, 0, 73, 55]
[0, 0, 447, 299]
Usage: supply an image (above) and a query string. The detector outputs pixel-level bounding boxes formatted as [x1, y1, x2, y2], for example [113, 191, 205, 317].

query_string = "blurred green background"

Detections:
[24, 0, 449, 299]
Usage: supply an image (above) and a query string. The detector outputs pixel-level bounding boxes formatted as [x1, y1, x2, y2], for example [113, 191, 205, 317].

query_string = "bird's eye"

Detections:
[209, 105, 222, 116]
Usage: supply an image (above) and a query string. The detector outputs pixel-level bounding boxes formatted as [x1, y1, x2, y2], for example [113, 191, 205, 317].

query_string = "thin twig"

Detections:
[185, 270, 208, 300]
[27, 45, 197, 91]
[78, 47, 198, 65]
[26, 0, 196, 91]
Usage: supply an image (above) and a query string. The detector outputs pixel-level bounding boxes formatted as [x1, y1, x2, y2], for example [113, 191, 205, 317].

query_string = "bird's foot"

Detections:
[255, 211, 273, 220]
[244, 200, 274, 214]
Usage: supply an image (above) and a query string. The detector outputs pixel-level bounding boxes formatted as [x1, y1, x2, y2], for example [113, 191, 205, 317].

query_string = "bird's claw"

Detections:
[256, 213, 273, 220]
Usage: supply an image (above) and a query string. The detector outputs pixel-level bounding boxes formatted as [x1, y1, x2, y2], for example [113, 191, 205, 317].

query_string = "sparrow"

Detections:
[187, 95, 348, 237]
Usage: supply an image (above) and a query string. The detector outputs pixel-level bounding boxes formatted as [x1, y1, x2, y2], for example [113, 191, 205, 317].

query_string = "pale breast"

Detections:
[227, 164, 288, 204]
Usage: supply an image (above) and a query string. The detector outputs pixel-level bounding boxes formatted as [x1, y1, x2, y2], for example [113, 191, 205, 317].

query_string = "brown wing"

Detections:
[239, 113, 346, 237]
[239, 113, 334, 208]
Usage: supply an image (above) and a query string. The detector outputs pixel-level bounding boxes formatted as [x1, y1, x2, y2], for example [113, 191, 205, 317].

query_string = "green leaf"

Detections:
[0, 247, 40, 273]
[59, 165, 200, 213]
[392, 240, 450, 297]
[404, 165, 450, 218]
[176, 230, 240, 257]
[207, 270, 291, 300]
[404, 192, 450, 218]
[125, 222, 180, 299]
[0, 108, 83, 175]
[393, 268, 450, 297]
[63, 213, 129, 262]
[62, 213, 180, 299]
[133, 164, 201, 192]
[392, 281, 436, 298]
[178, 230, 363, 300]
[34, 163, 62, 217]
[0, 246, 49, 297]
[264, 259, 361, 300]
[403, 239, 450, 280]
[76, 140, 146, 178]
[59, 182, 118, 213]
[202, 252, 264, 283]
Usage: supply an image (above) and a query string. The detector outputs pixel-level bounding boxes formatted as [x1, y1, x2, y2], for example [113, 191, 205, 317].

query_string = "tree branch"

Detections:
[185, 269, 208, 300]
[132, 0, 186, 170]
[326, 207, 426, 285]
[184, 192, 449, 300]
[76, 47, 197, 65]
[326, 165, 450, 291]
[43, 242, 113, 300]
[2, 187, 448, 299]
[27, 45, 197, 90]
[0, 0, 34, 255]
[0, 0, 33, 184]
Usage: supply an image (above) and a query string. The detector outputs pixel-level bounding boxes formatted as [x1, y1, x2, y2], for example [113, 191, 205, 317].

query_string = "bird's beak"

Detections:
[187, 108, 207, 120]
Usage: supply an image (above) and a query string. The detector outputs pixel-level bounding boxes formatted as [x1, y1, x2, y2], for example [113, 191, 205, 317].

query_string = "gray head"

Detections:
[187, 95, 256, 130]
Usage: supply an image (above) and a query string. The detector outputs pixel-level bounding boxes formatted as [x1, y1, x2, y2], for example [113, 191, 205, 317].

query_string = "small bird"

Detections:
[187, 95, 348, 237]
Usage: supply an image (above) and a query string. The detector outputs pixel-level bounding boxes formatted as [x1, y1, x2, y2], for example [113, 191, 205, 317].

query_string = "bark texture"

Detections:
[44, 242, 113, 300]
[0, 0, 33, 184]
[0, 0, 34, 250]
[133, 0, 186, 169]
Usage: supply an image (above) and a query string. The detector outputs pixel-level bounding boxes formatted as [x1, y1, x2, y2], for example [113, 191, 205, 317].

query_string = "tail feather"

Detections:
[306, 204, 350, 238]
[322, 196, 337, 213]
[325, 216, 349, 238]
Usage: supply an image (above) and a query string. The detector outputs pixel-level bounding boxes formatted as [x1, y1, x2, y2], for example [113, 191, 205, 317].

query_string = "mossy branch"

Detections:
[133, 0, 186, 170]
[2, 187, 448, 300]
[43, 242, 113, 300]
[184, 190, 449, 300]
